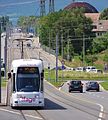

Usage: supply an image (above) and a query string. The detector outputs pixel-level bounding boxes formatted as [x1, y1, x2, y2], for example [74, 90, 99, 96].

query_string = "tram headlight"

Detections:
[35, 94, 40, 99]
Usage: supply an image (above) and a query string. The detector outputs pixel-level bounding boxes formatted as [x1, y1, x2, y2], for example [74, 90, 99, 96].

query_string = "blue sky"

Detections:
[0, 0, 108, 24]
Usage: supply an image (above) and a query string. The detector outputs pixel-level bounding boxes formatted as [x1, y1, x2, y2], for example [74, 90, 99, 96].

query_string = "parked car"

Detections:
[86, 81, 100, 92]
[68, 80, 83, 93]
[89, 69, 102, 73]
[75, 67, 86, 72]
[85, 66, 96, 72]
[52, 66, 66, 70]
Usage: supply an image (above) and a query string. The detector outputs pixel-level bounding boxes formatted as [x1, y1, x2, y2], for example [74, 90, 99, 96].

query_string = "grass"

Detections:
[100, 82, 108, 91]
[45, 69, 108, 81]
[45, 69, 108, 90]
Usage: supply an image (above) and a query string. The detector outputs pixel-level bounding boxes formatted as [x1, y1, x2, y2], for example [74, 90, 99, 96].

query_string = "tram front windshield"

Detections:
[16, 67, 40, 92]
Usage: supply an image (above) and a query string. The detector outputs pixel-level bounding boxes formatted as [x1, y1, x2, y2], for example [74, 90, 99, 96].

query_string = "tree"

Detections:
[99, 8, 108, 20]
[92, 32, 108, 54]
[39, 8, 93, 59]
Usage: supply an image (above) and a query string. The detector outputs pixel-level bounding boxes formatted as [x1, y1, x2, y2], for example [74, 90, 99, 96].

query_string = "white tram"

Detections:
[8, 59, 44, 108]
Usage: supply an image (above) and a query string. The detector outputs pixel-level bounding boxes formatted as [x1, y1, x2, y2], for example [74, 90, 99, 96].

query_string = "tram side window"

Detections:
[12, 73, 15, 92]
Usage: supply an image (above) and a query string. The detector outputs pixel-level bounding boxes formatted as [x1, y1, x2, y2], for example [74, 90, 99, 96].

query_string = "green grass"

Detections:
[100, 82, 108, 90]
[45, 69, 108, 89]
[45, 69, 108, 81]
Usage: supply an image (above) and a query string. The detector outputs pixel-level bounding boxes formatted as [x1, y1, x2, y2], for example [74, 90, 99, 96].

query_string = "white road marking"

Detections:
[96, 104, 104, 120]
[46, 80, 105, 120]
[0, 108, 42, 119]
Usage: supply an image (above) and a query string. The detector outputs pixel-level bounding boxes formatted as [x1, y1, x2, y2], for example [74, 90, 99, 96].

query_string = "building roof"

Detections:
[85, 13, 100, 22]
[85, 13, 108, 32]
[64, 2, 98, 13]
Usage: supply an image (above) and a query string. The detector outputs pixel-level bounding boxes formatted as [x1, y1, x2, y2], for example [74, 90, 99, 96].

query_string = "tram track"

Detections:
[13, 108, 48, 120]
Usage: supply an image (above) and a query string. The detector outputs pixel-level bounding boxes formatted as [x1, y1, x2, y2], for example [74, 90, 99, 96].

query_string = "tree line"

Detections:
[17, 8, 108, 64]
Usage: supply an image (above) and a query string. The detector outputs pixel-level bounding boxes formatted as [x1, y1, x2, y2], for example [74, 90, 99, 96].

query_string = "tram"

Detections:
[8, 59, 44, 108]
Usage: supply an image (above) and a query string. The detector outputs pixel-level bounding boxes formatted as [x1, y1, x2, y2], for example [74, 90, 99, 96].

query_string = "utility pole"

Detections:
[0, 22, 1, 103]
[61, 32, 64, 59]
[83, 34, 85, 66]
[55, 33, 58, 82]
[21, 41, 24, 59]
[49, 0, 55, 13]
[4, 25, 9, 78]
[49, 30, 51, 54]
[40, 0, 46, 16]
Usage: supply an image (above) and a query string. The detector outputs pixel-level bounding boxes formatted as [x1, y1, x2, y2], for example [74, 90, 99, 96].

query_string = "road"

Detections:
[0, 31, 108, 120]
[0, 81, 106, 120]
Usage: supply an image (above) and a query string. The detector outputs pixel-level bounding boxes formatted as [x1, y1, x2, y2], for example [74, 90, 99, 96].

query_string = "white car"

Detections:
[75, 67, 85, 72]
[89, 69, 102, 73]
[85, 66, 96, 72]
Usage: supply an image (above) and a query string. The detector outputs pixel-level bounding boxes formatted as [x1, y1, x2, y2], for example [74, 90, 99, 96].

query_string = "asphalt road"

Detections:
[0, 31, 107, 120]
[0, 81, 105, 120]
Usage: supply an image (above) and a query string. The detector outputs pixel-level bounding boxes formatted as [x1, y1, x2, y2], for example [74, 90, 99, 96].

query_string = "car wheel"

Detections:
[69, 90, 71, 93]
[80, 89, 83, 93]
[97, 89, 99, 92]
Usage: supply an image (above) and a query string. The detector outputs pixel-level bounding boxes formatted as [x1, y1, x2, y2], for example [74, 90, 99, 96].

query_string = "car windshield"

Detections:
[71, 81, 81, 85]
[16, 74, 40, 92]
[89, 82, 98, 85]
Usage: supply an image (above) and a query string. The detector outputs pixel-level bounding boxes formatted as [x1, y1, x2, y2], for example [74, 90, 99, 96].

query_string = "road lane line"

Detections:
[0, 108, 42, 119]
[96, 104, 104, 120]
[46, 80, 105, 120]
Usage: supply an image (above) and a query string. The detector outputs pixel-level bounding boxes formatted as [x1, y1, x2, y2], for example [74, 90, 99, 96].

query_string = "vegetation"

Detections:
[100, 82, 108, 90]
[39, 8, 93, 61]
[45, 69, 108, 81]
[17, 16, 39, 35]
[17, 8, 108, 90]
[99, 8, 108, 20]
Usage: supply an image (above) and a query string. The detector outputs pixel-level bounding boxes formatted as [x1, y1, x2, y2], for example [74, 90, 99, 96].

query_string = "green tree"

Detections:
[103, 54, 108, 63]
[99, 8, 108, 20]
[92, 32, 108, 53]
[39, 8, 93, 59]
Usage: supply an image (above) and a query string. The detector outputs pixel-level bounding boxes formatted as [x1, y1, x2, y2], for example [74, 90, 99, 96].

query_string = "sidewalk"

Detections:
[0, 87, 7, 106]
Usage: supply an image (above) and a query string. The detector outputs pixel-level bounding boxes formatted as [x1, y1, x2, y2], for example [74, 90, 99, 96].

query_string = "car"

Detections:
[89, 69, 102, 73]
[52, 66, 66, 70]
[86, 81, 100, 92]
[75, 67, 86, 72]
[68, 80, 83, 93]
[85, 66, 96, 72]
[27, 33, 34, 38]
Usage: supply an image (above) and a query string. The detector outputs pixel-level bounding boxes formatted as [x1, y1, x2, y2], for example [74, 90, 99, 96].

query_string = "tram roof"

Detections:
[11, 59, 43, 68]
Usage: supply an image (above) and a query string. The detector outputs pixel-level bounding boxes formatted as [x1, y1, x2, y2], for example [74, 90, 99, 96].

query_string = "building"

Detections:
[85, 13, 108, 36]
[64, 2, 108, 36]
[64, 2, 98, 13]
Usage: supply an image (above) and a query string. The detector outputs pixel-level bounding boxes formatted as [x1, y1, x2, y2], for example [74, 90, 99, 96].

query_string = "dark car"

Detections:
[86, 81, 100, 92]
[52, 66, 66, 70]
[68, 81, 83, 93]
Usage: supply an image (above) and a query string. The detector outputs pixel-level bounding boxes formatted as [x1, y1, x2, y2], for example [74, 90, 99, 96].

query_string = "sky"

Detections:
[0, 0, 108, 24]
